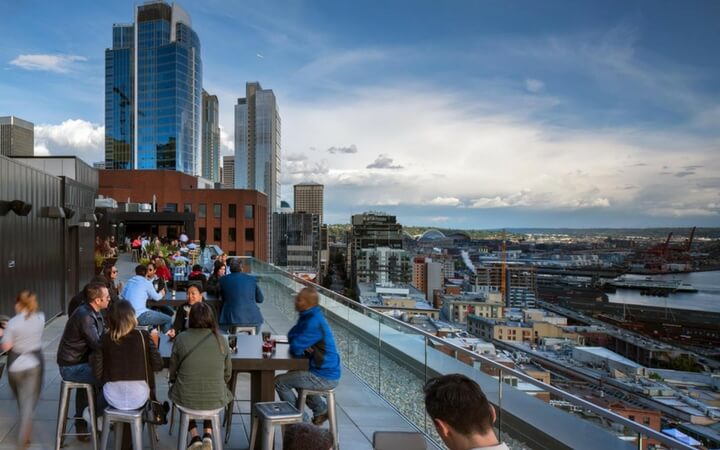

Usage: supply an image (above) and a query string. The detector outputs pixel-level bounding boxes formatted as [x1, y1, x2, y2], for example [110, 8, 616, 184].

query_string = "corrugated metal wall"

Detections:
[0, 156, 65, 317]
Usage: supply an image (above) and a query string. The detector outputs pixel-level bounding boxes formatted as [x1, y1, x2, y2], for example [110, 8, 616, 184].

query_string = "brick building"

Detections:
[98, 170, 268, 260]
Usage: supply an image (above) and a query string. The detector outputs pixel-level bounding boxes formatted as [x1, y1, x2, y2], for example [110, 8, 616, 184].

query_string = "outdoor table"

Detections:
[158, 333, 308, 404]
[147, 292, 220, 310]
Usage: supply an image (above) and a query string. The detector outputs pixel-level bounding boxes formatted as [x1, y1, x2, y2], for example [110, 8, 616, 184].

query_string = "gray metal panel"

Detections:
[0, 155, 65, 317]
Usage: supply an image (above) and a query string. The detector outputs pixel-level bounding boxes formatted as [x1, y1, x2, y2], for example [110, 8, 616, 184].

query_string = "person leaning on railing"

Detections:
[424, 374, 509, 450]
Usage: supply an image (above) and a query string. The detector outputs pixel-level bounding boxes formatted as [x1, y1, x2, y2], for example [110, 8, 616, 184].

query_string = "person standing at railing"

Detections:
[424, 374, 509, 450]
[275, 287, 341, 425]
[218, 258, 264, 334]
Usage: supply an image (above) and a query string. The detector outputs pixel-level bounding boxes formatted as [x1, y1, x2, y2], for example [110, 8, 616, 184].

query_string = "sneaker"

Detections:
[202, 433, 213, 450]
[312, 412, 329, 426]
[187, 436, 203, 450]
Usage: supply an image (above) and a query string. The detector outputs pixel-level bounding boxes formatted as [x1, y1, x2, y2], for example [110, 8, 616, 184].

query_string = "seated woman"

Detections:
[205, 261, 226, 297]
[92, 300, 163, 450]
[154, 257, 172, 284]
[169, 302, 232, 450]
[167, 283, 204, 338]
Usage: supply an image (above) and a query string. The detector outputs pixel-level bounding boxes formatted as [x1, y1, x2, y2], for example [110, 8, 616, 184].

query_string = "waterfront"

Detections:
[607, 271, 720, 313]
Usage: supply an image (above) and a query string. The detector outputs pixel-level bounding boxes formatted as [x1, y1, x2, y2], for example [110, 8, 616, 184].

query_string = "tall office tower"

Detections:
[235, 82, 281, 257]
[105, 1, 202, 175]
[0, 116, 34, 157]
[350, 212, 405, 286]
[293, 182, 324, 224]
[201, 90, 220, 183]
[222, 155, 235, 188]
[272, 212, 320, 270]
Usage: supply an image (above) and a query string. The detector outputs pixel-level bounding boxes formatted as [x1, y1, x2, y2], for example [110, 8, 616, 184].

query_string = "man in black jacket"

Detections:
[57, 282, 110, 441]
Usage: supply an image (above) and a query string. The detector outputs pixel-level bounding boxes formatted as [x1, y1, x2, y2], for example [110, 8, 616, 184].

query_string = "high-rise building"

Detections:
[350, 212, 406, 287]
[201, 90, 220, 183]
[234, 82, 281, 211]
[294, 182, 324, 224]
[0, 116, 34, 157]
[235, 81, 281, 258]
[222, 155, 234, 189]
[105, 1, 202, 175]
[355, 247, 412, 285]
[272, 212, 320, 270]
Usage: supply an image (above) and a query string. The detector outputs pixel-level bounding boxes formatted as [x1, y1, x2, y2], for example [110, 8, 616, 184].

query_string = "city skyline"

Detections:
[1, 0, 719, 227]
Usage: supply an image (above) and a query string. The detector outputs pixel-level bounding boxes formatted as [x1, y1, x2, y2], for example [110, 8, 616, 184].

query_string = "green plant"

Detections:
[649, 372, 664, 381]
[139, 257, 151, 266]
[94, 251, 104, 268]
[172, 259, 186, 267]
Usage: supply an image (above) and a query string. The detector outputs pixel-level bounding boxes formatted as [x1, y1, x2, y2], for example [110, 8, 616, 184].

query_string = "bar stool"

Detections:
[224, 326, 256, 444]
[55, 380, 98, 450]
[100, 408, 158, 450]
[248, 401, 303, 450]
[175, 404, 224, 450]
[131, 248, 140, 262]
[297, 387, 339, 450]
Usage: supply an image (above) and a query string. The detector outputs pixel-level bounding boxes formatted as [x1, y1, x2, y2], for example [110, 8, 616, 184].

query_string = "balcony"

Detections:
[0, 254, 693, 449]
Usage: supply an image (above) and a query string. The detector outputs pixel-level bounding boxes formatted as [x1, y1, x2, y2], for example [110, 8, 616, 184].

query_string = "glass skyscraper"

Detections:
[105, 1, 202, 175]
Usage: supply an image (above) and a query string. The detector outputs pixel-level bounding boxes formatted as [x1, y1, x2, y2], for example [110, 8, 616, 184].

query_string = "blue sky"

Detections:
[1, 0, 719, 227]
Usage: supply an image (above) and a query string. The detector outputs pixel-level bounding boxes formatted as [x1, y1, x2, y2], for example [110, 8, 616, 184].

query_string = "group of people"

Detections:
[1, 249, 507, 450]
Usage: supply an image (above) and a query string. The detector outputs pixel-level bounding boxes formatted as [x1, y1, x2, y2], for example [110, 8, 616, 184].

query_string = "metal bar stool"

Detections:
[55, 380, 98, 450]
[297, 387, 339, 450]
[100, 408, 158, 450]
[248, 401, 303, 450]
[224, 326, 256, 444]
[175, 404, 224, 450]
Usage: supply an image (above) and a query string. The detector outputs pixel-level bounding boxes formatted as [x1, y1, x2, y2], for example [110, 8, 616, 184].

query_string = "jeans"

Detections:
[138, 310, 173, 332]
[59, 363, 106, 419]
[9, 366, 42, 444]
[275, 371, 338, 421]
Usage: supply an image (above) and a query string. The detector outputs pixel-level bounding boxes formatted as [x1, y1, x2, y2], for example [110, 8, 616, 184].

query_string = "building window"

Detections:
[244, 250, 254, 257]
[244, 204, 254, 219]
[229, 227, 236, 242]
[245, 228, 254, 241]
[199, 227, 206, 241]
[213, 227, 221, 242]
[628, 415, 635, 422]
[213, 203, 221, 218]
[164, 203, 177, 212]
[643, 417, 650, 425]
[228, 204, 236, 218]
[199, 203, 207, 218]
[183, 203, 192, 213]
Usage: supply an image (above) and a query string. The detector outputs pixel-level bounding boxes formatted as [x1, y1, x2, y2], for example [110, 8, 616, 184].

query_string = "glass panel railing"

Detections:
[238, 258, 696, 450]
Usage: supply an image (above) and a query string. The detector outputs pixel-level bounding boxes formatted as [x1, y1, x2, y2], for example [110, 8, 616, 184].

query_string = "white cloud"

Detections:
[10, 54, 87, 73]
[35, 119, 104, 163]
[327, 145, 357, 154]
[525, 78, 545, 93]
[219, 125, 233, 155]
[429, 216, 450, 222]
[429, 196, 462, 206]
[366, 154, 403, 170]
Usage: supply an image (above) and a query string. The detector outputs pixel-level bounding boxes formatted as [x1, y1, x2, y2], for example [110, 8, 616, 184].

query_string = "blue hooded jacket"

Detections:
[288, 306, 341, 381]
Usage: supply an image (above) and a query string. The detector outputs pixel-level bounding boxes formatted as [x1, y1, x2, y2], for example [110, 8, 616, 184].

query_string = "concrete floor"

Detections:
[0, 254, 424, 450]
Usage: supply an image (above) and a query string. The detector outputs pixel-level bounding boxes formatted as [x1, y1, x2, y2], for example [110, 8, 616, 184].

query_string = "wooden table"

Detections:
[158, 333, 308, 404]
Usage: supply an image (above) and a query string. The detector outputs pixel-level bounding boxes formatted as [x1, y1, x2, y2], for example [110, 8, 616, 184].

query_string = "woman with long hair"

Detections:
[92, 300, 162, 450]
[169, 302, 232, 450]
[205, 261, 226, 296]
[1, 291, 44, 449]
[167, 283, 204, 338]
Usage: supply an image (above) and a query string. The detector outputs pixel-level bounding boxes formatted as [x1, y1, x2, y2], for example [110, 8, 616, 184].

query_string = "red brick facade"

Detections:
[98, 170, 268, 261]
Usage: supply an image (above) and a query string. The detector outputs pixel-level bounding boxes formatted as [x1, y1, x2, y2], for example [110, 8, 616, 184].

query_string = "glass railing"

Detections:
[241, 257, 694, 450]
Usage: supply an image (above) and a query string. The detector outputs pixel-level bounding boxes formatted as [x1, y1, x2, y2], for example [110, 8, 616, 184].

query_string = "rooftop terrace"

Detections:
[0, 253, 696, 449]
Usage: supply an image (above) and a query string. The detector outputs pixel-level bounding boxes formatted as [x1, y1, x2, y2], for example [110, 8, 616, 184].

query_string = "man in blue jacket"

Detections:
[218, 258, 264, 333]
[275, 287, 341, 424]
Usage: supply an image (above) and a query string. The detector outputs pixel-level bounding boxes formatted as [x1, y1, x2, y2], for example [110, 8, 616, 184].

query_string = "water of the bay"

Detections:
[607, 270, 720, 312]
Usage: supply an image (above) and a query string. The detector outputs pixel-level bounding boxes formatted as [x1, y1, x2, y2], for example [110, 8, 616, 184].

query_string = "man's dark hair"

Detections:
[85, 282, 107, 303]
[102, 261, 115, 278]
[228, 258, 242, 274]
[424, 374, 493, 435]
[283, 423, 333, 450]
[135, 264, 148, 276]
[192, 264, 202, 272]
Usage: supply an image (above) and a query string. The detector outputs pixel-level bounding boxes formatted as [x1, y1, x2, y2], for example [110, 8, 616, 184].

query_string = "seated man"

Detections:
[121, 264, 172, 332]
[423, 374, 508, 450]
[218, 259, 264, 333]
[57, 283, 110, 441]
[275, 287, 340, 424]
[187, 264, 206, 284]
